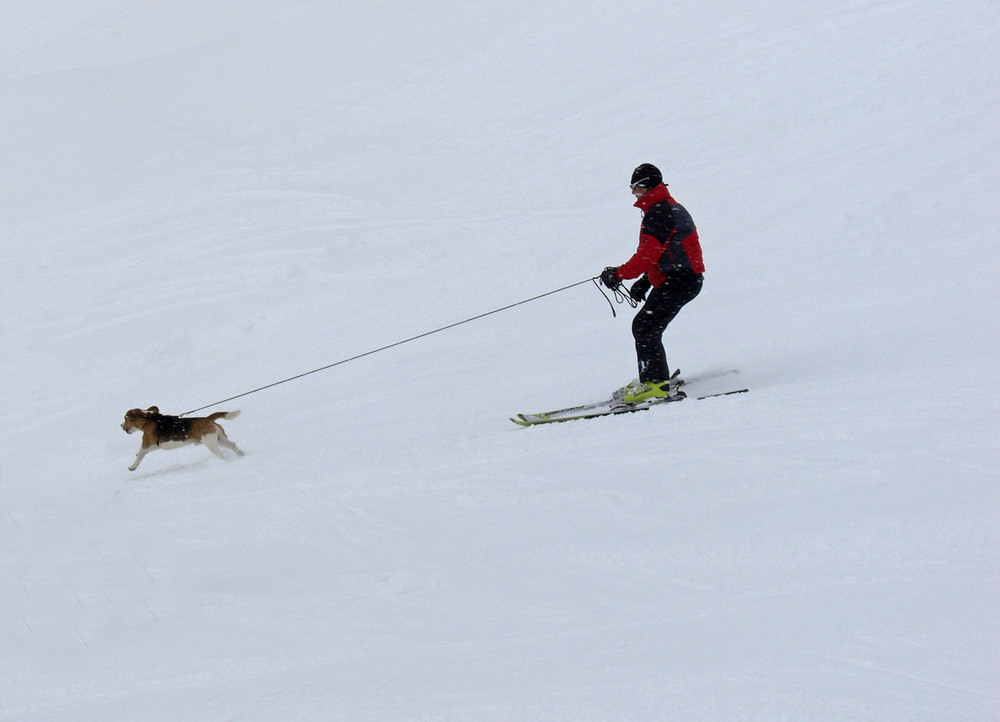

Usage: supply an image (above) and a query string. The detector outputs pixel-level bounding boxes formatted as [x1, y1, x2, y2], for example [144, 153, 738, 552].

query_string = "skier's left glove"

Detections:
[600, 266, 621, 288]
[629, 276, 650, 302]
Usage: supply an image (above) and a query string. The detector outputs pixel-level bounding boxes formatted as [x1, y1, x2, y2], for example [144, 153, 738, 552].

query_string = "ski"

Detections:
[695, 388, 749, 400]
[681, 368, 741, 385]
[510, 371, 748, 426]
[510, 394, 686, 426]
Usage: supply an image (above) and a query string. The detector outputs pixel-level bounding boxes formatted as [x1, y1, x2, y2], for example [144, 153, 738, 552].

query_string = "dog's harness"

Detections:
[152, 415, 191, 446]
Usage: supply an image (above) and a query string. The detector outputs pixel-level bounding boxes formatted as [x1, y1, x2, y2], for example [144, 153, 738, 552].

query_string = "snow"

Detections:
[2, 1, 998, 719]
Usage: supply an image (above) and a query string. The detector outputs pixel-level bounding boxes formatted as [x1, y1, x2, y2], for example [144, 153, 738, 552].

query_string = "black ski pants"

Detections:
[632, 272, 703, 382]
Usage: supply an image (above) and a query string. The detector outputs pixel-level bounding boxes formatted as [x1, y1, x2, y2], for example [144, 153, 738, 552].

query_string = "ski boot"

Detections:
[612, 370, 685, 405]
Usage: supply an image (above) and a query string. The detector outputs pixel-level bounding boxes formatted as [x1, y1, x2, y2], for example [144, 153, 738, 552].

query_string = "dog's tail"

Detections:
[206, 410, 241, 422]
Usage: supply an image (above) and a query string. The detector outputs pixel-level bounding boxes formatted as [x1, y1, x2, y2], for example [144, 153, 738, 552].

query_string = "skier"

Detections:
[600, 163, 705, 404]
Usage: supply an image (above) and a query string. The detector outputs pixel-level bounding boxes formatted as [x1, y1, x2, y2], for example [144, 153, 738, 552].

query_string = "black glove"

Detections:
[600, 266, 621, 288]
[629, 275, 650, 302]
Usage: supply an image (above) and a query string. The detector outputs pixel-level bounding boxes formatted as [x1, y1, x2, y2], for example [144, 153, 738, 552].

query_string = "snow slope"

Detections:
[2, 2, 999, 719]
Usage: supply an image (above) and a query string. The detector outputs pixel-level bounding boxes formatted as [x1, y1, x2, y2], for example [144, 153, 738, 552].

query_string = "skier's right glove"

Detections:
[600, 266, 621, 289]
[629, 276, 650, 302]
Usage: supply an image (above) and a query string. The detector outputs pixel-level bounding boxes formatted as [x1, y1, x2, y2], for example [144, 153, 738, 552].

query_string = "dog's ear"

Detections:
[146, 406, 159, 414]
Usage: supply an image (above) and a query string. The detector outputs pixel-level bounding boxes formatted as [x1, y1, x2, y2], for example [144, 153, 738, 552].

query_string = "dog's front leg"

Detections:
[129, 446, 150, 471]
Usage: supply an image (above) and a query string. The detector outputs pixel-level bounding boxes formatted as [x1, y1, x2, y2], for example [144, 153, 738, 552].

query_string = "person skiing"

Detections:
[600, 163, 705, 404]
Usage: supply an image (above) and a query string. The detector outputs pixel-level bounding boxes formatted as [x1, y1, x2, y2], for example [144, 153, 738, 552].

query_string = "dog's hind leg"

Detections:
[216, 428, 244, 457]
[203, 433, 227, 460]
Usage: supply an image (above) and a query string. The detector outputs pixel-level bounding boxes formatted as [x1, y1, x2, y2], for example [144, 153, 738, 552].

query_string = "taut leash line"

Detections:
[180, 277, 606, 416]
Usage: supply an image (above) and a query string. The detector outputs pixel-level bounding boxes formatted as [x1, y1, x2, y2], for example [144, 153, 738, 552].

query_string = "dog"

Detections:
[121, 406, 244, 471]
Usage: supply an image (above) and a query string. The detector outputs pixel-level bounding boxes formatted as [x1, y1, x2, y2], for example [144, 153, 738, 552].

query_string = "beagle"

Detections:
[121, 406, 243, 471]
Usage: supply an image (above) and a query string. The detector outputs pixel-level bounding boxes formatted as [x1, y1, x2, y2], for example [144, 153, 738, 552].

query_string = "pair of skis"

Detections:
[510, 370, 748, 426]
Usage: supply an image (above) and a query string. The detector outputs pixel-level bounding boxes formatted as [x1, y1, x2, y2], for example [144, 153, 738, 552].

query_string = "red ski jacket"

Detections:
[614, 183, 705, 286]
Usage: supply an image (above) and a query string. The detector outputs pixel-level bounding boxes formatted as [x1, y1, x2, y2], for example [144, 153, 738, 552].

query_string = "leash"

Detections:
[591, 277, 639, 316]
[180, 276, 629, 416]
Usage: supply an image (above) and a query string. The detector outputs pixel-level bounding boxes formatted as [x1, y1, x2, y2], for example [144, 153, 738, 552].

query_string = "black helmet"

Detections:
[630, 163, 663, 190]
